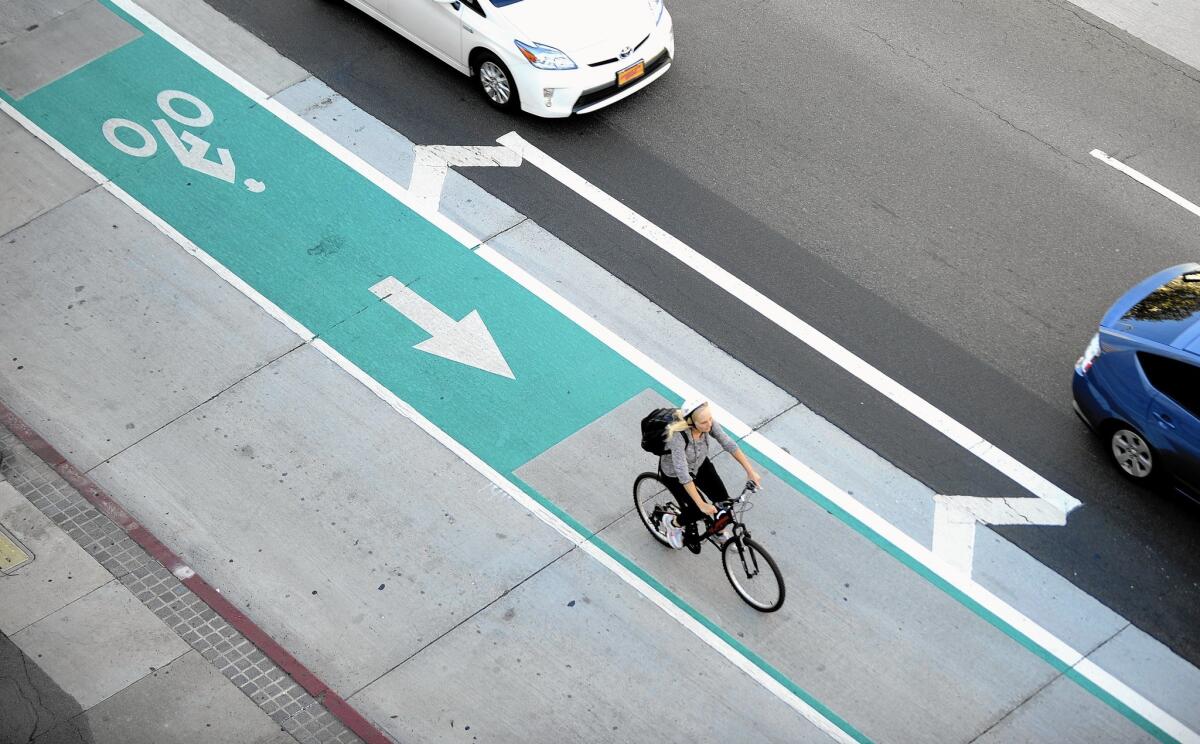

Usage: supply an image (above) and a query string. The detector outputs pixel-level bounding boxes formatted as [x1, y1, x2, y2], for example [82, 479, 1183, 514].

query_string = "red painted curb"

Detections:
[0, 400, 394, 744]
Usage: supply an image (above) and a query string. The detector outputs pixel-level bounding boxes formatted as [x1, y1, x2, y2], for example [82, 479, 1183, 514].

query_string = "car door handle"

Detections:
[464, 25, 475, 33]
[1155, 412, 1176, 429]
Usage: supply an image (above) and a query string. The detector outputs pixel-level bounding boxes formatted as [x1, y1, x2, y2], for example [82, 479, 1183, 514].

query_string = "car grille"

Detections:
[574, 49, 670, 112]
[587, 33, 651, 67]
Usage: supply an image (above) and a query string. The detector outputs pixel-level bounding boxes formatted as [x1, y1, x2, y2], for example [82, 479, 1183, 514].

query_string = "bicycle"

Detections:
[633, 472, 786, 612]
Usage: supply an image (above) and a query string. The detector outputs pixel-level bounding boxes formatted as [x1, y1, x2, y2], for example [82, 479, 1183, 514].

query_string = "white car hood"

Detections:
[497, 0, 655, 58]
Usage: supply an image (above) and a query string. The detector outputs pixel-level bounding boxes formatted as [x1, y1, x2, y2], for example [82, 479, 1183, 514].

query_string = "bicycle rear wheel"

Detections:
[633, 472, 676, 548]
[722, 537, 785, 612]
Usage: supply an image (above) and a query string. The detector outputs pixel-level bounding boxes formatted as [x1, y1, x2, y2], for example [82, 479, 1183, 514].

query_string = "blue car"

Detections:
[1073, 263, 1200, 501]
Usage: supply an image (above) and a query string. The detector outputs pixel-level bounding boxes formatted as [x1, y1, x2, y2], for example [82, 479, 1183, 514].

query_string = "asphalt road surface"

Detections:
[207, 0, 1200, 665]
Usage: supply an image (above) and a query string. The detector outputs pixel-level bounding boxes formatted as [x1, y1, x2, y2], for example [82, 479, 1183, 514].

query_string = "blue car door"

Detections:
[1147, 383, 1200, 493]
[1147, 360, 1200, 494]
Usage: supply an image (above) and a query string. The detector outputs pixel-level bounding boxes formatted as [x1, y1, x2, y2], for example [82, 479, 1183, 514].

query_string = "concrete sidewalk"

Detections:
[0, 435, 357, 744]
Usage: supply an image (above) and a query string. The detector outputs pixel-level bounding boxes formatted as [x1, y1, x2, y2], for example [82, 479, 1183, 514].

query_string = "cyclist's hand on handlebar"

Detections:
[700, 502, 718, 517]
[747, 469, 762, 490]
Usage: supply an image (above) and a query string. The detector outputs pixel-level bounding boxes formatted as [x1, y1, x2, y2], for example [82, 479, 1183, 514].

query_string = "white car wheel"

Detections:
[475, 53, 518, 111]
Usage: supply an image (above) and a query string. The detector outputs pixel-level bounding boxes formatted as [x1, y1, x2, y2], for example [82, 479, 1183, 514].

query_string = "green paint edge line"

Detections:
[505, 473, 873, 744]
[735, 440, 1177, 743]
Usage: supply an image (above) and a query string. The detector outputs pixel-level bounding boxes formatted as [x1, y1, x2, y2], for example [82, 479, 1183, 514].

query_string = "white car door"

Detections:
[387, 0, 464, 68]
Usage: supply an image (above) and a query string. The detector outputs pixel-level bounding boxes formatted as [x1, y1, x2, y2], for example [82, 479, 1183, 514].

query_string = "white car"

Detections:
[344, 0, 674, 117]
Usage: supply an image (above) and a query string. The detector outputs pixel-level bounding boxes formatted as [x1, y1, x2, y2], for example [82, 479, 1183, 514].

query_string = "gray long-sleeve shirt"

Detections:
[659, 422, 738, 485]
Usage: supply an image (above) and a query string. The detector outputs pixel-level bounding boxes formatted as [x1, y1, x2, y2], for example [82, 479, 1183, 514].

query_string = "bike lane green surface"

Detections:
[0, 3, 1176, 742]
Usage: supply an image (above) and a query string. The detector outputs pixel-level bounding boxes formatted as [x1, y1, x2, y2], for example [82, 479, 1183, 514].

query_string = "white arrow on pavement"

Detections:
[410, 145, 522, 211]
[932, 495, 1070, 577]
[369, 276, 515, 379]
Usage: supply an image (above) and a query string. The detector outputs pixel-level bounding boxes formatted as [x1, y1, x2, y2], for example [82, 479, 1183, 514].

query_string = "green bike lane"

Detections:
[0, 2, 1179, 741]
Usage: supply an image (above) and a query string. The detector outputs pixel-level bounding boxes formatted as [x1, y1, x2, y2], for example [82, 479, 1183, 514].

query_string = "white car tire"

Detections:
[473, 51, 519, 112]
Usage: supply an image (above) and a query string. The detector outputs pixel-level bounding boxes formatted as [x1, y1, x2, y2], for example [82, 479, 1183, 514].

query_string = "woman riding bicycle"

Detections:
[659, 399, 762, 553]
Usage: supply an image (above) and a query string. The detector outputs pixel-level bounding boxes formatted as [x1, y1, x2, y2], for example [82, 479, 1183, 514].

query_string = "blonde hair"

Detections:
[664, 402, 709, 440]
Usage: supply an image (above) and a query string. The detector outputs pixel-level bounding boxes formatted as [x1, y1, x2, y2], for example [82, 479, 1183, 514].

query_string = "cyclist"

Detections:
[658, 399, 762, 553]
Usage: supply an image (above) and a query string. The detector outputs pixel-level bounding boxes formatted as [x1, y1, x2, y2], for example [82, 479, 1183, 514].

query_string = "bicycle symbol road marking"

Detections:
[101, 90, 266, 193]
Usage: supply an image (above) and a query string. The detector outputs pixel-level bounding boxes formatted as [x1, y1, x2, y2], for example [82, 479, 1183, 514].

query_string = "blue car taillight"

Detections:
[1077, 332, 1101, 374]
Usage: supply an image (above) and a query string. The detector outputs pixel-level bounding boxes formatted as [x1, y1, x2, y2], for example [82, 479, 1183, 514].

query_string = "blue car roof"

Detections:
[1102, 263, 1200, 353]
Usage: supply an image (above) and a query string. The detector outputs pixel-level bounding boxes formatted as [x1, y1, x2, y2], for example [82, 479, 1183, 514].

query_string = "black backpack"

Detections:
[640, 408, 680, 455]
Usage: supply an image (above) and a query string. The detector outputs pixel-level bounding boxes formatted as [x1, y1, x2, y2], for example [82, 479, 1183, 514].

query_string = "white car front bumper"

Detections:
[509, 10, 675, 118]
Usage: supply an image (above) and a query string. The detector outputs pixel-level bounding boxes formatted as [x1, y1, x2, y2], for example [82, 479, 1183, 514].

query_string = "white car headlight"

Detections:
[648, 0, 665, 24]
[514, 40, 577, 70]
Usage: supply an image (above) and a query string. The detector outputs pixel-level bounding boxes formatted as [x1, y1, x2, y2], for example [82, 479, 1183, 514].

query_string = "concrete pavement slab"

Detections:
[273, 77, 526, 242]
[972, 672, 1156, 743]
[0, 0, 90, 46]
[1087, 624, 1200, 733]
[0, 110, 93, 238]
[350, 547, 825, 744]
[0, 1, 141, 100]
[487, 218, 797, 429]
[758, 402, 936, 542]
[0, 481, 113, 633]
[37, 650, 295, 744]
[0, 187, 300, 471]
[132, 0, 307, 97]
[1072, 0, 1200, 74]
[88, 342, 571, 694]
[11, 579, 189, 709]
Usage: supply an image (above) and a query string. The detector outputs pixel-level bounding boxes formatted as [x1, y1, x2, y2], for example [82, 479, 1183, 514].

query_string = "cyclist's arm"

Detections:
[731, 447, 762, 488]
[683, 480, 717, 517]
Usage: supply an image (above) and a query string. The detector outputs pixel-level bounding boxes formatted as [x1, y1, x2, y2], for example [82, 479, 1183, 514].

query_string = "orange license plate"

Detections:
[617, 60, 645, 86]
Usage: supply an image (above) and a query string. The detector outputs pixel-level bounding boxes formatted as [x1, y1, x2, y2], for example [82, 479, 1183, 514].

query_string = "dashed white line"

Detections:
[1091, 149, 1200, 220]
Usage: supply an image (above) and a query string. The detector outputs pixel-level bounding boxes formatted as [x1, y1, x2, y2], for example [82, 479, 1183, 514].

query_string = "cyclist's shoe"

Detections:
[683, 523, 702, 554]
[660, 514, 685, 550]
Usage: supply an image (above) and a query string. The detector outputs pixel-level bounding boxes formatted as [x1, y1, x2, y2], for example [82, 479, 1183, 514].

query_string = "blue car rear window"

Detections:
[1121, 272, 1200, 347]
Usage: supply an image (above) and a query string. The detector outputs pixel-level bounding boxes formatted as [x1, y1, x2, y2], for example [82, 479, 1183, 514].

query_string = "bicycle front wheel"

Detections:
[633, 472, 675, 548]
[722, 537, 785, 612]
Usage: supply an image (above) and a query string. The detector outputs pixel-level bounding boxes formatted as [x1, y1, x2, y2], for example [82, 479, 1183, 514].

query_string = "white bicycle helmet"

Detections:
[680, 397, 708, 422]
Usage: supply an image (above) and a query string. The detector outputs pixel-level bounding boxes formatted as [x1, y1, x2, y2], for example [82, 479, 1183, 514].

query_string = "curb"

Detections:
[0, 399, 394, 744]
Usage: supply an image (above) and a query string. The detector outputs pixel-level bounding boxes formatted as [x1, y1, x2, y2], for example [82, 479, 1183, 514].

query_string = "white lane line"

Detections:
[47, 4, 1193, 739]
[0, 95, 856, 744]
[496, 134, 1081, 511]
[1091, 149, 1200, 219]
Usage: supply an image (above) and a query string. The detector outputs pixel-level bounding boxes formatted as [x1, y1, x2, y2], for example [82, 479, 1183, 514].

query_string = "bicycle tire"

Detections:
[633, 472, 675, 548]
[722, 536, 785, 612]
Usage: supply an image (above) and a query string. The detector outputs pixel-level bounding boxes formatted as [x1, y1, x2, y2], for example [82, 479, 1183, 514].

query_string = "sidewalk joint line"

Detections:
[344, 538, 580, 701]
[83, 342, 305, 474]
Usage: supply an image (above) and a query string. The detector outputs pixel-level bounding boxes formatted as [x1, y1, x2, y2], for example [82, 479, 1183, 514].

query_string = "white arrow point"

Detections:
[412, 309, 515, 379]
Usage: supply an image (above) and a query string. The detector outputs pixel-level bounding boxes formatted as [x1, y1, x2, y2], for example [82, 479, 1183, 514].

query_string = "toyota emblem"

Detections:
[619, 46, 632, 58]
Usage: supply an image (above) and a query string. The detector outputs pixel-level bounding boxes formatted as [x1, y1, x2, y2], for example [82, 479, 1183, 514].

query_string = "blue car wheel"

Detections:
[1108, 424, 1156, 482]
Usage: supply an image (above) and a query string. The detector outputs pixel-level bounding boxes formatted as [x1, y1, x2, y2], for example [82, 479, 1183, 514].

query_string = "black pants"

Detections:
[659, 458, 730, 529]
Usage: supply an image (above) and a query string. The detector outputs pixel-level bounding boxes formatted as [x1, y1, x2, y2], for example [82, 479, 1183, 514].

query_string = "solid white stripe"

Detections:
[496, 131, 1080, 514]
[1091, 149, 1200, 219]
